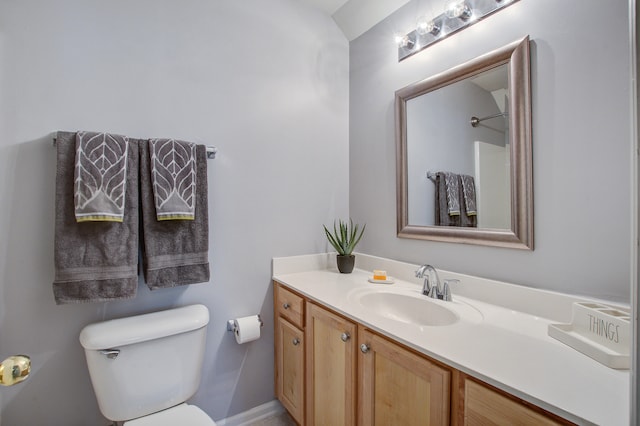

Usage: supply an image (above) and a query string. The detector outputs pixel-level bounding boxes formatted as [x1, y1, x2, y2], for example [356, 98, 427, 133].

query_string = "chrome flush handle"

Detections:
[100, 349, 120, 360]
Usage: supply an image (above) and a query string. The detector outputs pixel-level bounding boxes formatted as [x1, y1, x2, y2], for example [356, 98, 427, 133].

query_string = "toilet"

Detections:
[79, 304, 216, 425]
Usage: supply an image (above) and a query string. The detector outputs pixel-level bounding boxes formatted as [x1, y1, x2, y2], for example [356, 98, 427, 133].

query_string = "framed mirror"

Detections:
[395, 36, 533, 250]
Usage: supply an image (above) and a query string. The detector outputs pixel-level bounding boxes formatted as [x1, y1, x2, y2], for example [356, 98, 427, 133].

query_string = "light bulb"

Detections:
[416, 16, 429, 35]
[399, 35, 415, 49]
[445, 0, 472, 20]
[416, 16, 441, 36]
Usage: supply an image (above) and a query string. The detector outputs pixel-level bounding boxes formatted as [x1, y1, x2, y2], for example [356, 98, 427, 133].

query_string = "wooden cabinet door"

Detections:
[305, 302, 357, 426]
[458, 375, 572, 426]
[358, 327, 451, 426]
[275, 317, 304, 424]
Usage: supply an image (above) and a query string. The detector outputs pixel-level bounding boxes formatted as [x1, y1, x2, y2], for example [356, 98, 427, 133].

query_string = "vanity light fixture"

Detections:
[397, 0, 521, 61]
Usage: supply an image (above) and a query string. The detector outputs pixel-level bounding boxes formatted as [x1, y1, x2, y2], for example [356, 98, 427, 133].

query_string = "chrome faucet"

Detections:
[415, 264, 440, 297]
[414, 265, 455, 301]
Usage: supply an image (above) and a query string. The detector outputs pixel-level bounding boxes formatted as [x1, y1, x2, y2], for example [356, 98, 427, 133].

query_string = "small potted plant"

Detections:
[323, 219, 366, 273]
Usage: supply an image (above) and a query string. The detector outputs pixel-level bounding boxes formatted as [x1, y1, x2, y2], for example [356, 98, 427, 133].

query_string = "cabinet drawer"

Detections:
[276, 284, 304, 328]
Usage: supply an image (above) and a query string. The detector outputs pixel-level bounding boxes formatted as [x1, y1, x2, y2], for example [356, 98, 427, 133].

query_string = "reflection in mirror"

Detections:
[407, 64, 511, 229]
[396, 36, 533, 249]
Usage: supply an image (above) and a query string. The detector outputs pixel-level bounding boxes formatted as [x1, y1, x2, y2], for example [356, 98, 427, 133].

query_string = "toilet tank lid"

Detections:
[80, 304, 210, 350]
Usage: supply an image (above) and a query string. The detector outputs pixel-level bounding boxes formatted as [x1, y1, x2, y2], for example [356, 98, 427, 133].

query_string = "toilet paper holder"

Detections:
[227, 315, 264, 333]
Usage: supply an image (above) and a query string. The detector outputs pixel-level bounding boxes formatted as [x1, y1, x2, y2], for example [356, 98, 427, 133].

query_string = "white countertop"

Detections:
[272, 253, 630, 426]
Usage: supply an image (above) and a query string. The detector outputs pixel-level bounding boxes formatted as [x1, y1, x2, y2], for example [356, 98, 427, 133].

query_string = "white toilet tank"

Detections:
[79, 304, 209, 422]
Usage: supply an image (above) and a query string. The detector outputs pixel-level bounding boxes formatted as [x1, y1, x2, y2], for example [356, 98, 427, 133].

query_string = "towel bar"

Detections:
[52, 134, 218, 159]
[470, 112, 508, 127]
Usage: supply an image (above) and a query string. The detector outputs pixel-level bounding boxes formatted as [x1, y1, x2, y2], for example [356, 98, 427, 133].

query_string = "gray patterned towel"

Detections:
[74, 131, 129, 222]
[140, 141, 210, 289]
[443, 172, 460, 216]
[54, 132, 139, 304]
[149, 138, 197, 221]
[435, 172, 477, 228]
[435, 173, 449, 226]
[435, 172, 457, 226]
[460, 174, 477, 216]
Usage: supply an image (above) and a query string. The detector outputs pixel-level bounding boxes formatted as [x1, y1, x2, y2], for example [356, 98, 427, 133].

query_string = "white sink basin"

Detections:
[349, 286, 484, 328]
[358, 291, 459, 326]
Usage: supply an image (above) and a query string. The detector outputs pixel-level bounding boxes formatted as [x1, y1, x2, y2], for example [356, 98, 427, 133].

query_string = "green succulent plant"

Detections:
[323, 219, 366, 256]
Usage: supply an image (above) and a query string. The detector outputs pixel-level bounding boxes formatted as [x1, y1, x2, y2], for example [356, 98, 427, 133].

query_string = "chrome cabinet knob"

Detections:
[340, 332, 350, 342]
[360, 344, 370, 354]
[283, 303, 290, 310]
[292, 338, 300, 346]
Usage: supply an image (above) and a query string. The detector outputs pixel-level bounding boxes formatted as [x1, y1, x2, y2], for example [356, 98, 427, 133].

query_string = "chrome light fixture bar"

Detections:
[397, 0, 521, 61]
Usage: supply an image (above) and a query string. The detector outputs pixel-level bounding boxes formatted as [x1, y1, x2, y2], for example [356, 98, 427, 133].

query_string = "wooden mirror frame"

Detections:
[395, 36, 533, 250]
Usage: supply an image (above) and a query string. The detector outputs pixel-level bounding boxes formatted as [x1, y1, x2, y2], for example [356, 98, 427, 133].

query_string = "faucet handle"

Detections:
[427, 284, 439, 299]
[441, 282, 452, 301]
[441, 279, 459, 302]
[443, 279, 460, 287]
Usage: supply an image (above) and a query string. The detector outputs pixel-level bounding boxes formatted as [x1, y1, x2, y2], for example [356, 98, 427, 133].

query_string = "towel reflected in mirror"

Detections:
[434, 171, 477, 228]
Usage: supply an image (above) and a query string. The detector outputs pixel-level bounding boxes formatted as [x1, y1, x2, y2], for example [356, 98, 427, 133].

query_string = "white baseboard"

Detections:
[215, 400, 285, 426]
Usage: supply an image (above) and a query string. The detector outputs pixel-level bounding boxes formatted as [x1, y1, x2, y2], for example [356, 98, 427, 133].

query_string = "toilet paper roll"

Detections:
[234, 315, 261, 344]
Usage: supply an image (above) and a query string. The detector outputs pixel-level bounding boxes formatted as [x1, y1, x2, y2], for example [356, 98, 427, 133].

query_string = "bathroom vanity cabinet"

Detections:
[273, 281, 573, 425]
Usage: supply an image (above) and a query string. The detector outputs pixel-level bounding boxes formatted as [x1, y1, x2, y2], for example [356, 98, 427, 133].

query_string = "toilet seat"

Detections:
[124, 403, 216, 426]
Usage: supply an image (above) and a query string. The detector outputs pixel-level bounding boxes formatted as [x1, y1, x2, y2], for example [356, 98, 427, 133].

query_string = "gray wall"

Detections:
[350, 0, 633, 302]
[0, 0, 349, 424]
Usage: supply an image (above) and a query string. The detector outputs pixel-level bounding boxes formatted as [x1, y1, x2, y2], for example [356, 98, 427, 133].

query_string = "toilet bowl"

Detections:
[79, 304, 216, 425]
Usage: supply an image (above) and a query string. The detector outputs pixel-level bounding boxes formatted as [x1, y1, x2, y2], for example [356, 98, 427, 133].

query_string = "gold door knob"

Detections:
[0, 355, 31, 386]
